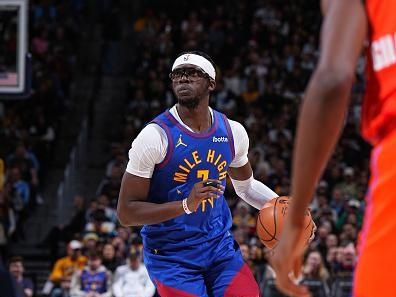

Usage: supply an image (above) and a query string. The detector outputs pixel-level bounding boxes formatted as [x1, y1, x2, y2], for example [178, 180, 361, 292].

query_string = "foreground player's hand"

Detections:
[268, 220, 311, 297]
[187, 179, 224, 212]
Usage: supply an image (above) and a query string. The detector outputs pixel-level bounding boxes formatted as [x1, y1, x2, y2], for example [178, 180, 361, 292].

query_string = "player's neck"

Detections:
[176, 103, 212, 133]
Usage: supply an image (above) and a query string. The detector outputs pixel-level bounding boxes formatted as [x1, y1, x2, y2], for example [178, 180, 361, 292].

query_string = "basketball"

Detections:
[256, 196, 315, 249]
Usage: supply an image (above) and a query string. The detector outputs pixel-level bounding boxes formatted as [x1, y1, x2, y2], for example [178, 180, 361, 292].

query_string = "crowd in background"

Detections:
[3, 0, 371, 296]
[0, 0, 85, 263]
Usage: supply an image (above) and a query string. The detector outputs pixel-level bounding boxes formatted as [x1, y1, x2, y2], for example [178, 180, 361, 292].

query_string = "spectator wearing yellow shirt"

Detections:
[42, 240, 87, 295]
[232, 201, 256, 235]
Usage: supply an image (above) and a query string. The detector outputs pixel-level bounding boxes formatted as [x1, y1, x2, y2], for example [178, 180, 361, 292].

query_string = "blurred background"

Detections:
[0, 0, 370, 296]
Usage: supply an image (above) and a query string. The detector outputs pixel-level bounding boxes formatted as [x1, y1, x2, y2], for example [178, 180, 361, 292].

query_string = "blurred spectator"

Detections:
[232, 201, 256, 235]
[43, 241, 87, 295]
[181, 11, 203, 44]
[312, 194, 336, 223]
[325, 234, 338, 251]
[241, 77, 260, 104]
[329, 188, 345, 217]
[4, 167, 30, 241]
[212, 79, 237, 113]
[336, 199, 363, 231]
[111, 236, 127, 261]
[336, 167, 359, 199]
[115, 227, 132, 246]
[302, 251, 330, 283]
[105, 150, 127, 180]
[326, 246, 340, 275]
[70, 250, 112, 297]
[96, 167, 123, 204]
[239, 241, 265, 284]
[311, 223, 332, 258]
[85, 209, 115, 238]
[85, 199, 98, 223]
[233, 226, 249, 245]
[6, 130, 42, 207]
[112, 249, 155, 297]
[0, 190, 16, 262]
[50, 276, 72, 297]
[261, 246, 276, 280]
[6, 142, 39, 187]
[101, 243, 123, 273]
[268, 117, 292, 143]
[82, 233, 99, 254]
[240, 243, 250, 262]
[335, 243, 357, 276]
[0, 261, 17, 297]
[97, 195, 117, 223]
[4, 167, 30, 214]
[8, 256, 34, 297]
[339, 223, 358, 244]
[248, 241, 267, 284]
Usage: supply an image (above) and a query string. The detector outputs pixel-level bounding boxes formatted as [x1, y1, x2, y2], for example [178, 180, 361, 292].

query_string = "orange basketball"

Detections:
[256, 196, 315, 249]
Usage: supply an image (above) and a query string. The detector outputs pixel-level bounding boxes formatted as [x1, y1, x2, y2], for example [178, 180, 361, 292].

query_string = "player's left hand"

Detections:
[268, 219, 312, 297]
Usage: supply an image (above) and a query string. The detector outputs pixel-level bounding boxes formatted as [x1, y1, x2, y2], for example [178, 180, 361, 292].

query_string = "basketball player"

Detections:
[269, 1, 396, 297]
[117, 51, 278, 296]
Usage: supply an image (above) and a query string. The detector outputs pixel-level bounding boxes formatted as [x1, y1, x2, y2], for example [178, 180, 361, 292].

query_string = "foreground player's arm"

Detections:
[118, 173, 220, 226]
[227, 120, 278, 209]
[117, 125, 222, 226]
[270, 1, 367, 296]
[288, 0, 367, 226]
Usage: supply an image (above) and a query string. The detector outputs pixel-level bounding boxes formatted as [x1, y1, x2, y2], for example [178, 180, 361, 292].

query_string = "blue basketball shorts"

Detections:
[143, 234, 260, 297]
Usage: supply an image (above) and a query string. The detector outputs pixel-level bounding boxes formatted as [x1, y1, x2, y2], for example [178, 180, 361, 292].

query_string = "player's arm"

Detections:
[227, 121, 278, 209]
[117, 125, 222, 226]
[118, 172, 202, 226]
[270, 1, 367, 296]
[288, 0, 367, 227]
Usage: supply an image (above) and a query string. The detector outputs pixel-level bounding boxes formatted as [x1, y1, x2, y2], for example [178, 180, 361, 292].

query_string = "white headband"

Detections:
[172, 54, 216, 80]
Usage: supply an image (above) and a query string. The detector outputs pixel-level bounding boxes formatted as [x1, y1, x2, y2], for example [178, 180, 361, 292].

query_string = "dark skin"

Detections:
[117, 63, 254, 226]
[269, 1, 367, 296]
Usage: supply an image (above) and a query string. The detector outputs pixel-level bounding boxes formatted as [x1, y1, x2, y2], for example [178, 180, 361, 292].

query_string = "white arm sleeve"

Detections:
[228, 120, 249, 168]
[231, 175, 279, 209]
[125, 124, 168, 178]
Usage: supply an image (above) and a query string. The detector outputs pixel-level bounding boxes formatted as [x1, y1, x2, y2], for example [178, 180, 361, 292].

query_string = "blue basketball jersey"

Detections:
[80, 269, 107, 293]
[141, 109, 236, 251]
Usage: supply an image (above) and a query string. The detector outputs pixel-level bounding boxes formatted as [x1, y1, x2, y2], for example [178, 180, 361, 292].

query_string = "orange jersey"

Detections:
[362, 0, 396, 144]
[354, 130, 396, 297]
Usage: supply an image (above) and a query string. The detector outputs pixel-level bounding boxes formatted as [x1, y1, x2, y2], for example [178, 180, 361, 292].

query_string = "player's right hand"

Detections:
[268, 218, 311, 297]
[186, 179, 224, 212]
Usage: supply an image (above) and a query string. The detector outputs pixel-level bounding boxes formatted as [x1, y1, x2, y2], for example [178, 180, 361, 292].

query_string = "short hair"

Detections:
[9, 256, 23, 265]
[87, 250, 101, 260]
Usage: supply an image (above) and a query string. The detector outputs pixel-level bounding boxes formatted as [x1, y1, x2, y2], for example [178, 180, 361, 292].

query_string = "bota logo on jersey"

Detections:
[212, 136, 228, 143]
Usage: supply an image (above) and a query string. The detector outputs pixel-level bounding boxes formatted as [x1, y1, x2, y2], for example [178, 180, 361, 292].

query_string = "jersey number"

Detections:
[196, 169, 214, 212]
[197, 169, 209, 181]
